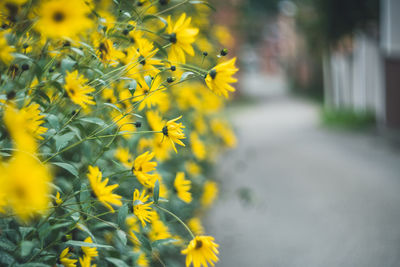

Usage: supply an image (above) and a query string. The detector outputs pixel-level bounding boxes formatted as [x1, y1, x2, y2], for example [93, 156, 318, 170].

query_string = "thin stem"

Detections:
[154, 204, 195, 239]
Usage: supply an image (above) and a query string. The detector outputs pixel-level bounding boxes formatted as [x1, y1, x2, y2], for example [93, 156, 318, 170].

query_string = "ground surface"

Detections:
[206, 73, 400, 267]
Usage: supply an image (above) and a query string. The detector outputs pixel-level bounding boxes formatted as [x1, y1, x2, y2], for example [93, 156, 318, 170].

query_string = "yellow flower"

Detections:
[174, 172, 192, 203]
[149, 215, 171, 242]
[111, 110, 137, 139]
[134, 75, 167, 111]
[101, 88, 117, 103]
[133, 151, 157, 187]
[1, 152, 52, 221]
[162, 116, 186, 153]
[166, 13, 199, 64]
[201, 181, 218, 208]
[20, 103, 48, 140]
[213, 25, 234, 48]
[64, 70, 96, 109]
[190, 132, 206, 160]
[55, 191, 63, 205]
[136, 252, 149, 267]
[133, 189, 153, 227]
[87, 165, 122, 212]
[185, 161, 201, 176]
[211, 118, 237, 148]
[0, 31, 14, 64]
[115, 147, 133, 168]
[188, 217, 205, 235]
[79, 255, 96, 267]
[3, 104, 47, 152]
[124, 37, 161, 81]
[181, 236, 219, 267]
[138, 137, 171, 162]
[205, 57, 238, 98]
[82, 236, 98, 258]
[92, 34, 124, 65]
[60, 247, 77, 267]
[35, 0, 93, 40]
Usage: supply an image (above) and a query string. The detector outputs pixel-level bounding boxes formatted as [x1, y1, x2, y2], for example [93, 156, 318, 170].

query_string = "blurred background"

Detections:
[206, 0, 400, 266]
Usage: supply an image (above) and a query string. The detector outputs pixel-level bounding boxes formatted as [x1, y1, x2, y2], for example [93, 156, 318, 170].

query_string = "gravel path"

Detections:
[206, 80, 400, 267]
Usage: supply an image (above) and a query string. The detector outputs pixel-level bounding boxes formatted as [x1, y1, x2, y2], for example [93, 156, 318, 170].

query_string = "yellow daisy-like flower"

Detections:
[188, 217, 205, 236]
[190, 132, 206, 160]
[162, 116, 186, 153]
[59, 247, 77, 267]
[134, 75, 166, 111]
[0, 31, 14, 64]
[55, 191, 63, 205]
[133, 189, 153, 226]
[133, 151, 157, 187]
[82, 236, 98, 258]
[181, 236, 219, 267]
[79, 255, 96, 267]
[205, 57, 239, 98]
[166, 13, 199, 64]
[87, 165, 122, 212]
[201, 181, 218, 208]
[185, 161, 201, 177]
[1, 152, 52, 222]
[114, 147, 133, 168]
[64, 70, 96, 109]
[136, 251, 149, 267]
[124, 37, 161, 81]
[211, 118, 237, 148]
[3, 104, 46, 152]
[174, 172, 192, 203]
[20, 103, 48, 140]
[148, 215, 171, 242]
[35, 0, 93, 40]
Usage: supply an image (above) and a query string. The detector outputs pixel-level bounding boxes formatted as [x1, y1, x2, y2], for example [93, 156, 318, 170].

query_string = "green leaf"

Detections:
[116, 230, 127, 246]
[128, 80, 137, 95]
[12, 53, 31, 61]
[180, 71, 195, 81]
[189, 0, 216, 10]
[54, 132, 76, 151]
[117, 204, 128, 228]
[61, 58, 76, 72]
[20, 241, 34, 257]
[151, 238, 178, 248]
[70, 47, 84, 56]
[153, 179, 159, 204]
[51, 162, 79, 177]
[0, 237, 16, 252]
[0, 251, 14, 265]
[103, 103, 122, 113]
[76, 223, 96, 242]
[144, 75, 152, 88]
[106, 257, 130, 267]
[65, 240, 113, 249]
[79, 117, 107, 127]
[46, 114, 60, 131]
[19, 227, 35, 240]
[133, 231, 152, 252]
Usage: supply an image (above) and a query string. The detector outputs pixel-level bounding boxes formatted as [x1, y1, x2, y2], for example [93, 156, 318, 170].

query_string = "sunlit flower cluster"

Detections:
[0, 0, 238, 266]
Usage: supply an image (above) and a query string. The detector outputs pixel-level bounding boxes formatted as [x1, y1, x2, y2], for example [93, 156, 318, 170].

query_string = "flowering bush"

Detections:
[0, 0, 238, 266]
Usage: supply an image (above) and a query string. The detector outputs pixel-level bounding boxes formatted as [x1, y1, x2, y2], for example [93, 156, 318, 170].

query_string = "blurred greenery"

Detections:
[321, 108, 376, 129]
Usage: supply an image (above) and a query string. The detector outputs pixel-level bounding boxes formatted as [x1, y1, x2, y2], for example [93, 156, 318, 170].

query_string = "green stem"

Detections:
[154, 204, 195, 239]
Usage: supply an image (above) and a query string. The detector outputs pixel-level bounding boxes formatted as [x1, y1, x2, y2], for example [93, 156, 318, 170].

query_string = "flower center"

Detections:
[52, 11, 65, 23]
[209, 69, 217, 79]
[169, 33, 177, 44]
[162, 126, 168, 136]
[195, 240, 203, 249]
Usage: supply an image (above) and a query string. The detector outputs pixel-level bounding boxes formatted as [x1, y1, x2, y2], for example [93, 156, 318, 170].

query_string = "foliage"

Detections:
[0, 0, 239, 266]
